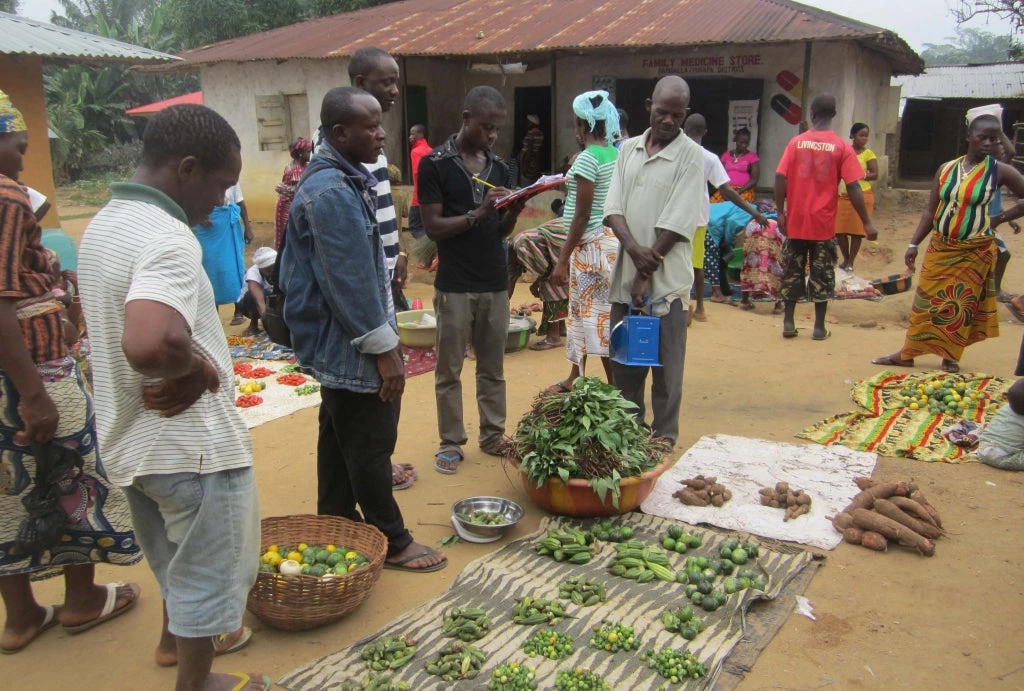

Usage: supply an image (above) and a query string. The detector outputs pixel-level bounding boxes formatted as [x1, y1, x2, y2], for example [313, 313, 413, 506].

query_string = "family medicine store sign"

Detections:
[641, 53, 765, 76]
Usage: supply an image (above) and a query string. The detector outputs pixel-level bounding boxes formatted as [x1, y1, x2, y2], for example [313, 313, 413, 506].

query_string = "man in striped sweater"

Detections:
[347, 47, 417, 489]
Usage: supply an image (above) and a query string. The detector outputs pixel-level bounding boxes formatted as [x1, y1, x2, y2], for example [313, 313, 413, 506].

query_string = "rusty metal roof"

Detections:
[175, 0, 922, 74]
[1, 11, 180, 64]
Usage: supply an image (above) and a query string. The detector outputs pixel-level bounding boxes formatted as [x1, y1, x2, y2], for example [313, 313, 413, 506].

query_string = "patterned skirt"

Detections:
[710, 188, 755, 204]
[740, 225, 784, 299]
[510, 219, 570, 330]
[566, 228, 618, 364]
[0, 356, 142, 579]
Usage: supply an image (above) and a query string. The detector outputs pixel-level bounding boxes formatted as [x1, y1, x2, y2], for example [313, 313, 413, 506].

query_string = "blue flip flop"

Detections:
[434, 451, 463, 475]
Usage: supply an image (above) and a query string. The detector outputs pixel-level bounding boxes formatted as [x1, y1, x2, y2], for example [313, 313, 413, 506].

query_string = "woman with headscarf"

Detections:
[712, 127, 759, 203]
[234, 246, 278, 335]
[873, 114, 1024, 373]
[835, 122, 878, 271]
[0, 90, 141, 654]
[274, 137, 312, 250]
[546, 90, 620, 391]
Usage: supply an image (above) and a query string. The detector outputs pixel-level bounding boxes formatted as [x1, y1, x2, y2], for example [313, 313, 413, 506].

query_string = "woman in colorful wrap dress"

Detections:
[873, 114, 1024, 373]
[0, 90, 141, 654]
[547, 90, 620, 391]
[274, 137, 311, 250]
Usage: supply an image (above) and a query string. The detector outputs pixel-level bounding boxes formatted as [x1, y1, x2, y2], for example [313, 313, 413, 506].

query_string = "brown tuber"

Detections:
[673, 474, 732, 508]
[760, 483, 812, 520]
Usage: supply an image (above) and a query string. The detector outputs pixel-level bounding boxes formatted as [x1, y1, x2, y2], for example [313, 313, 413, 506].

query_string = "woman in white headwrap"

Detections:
[547, 90, 620, 391]
[234, 246, 277, 335]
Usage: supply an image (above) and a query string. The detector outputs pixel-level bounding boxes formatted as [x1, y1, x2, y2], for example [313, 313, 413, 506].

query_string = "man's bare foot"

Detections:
[384, 541, 447, 572]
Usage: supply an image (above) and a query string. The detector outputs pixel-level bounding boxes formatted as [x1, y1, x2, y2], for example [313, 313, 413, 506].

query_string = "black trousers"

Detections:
[317, 387, 412, 557]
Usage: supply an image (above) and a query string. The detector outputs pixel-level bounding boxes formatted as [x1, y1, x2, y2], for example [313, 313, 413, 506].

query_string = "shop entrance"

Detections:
[513, 86, 552, 180]
[615, 77, 764, 155]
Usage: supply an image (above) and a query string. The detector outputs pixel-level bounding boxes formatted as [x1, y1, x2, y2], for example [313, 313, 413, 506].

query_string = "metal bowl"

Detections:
[451, 496, 525, 538]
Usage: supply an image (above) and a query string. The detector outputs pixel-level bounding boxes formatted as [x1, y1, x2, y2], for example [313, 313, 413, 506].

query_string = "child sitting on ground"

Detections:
[977, 379, 1024, 470]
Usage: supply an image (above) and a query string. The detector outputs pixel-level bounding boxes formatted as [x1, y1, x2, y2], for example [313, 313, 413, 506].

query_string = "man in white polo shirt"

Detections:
[79, 105, 267, 691]
[604, 76, 705, 445]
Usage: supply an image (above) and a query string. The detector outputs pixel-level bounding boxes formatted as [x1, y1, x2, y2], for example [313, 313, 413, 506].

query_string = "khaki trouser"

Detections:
[433, 290, 509, 456]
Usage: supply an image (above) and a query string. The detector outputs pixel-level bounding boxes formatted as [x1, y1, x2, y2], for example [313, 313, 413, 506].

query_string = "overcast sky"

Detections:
[16, 0, 1021, 52]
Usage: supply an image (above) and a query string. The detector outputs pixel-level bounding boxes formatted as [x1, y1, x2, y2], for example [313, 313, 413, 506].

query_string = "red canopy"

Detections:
[126, 91, 202, 115]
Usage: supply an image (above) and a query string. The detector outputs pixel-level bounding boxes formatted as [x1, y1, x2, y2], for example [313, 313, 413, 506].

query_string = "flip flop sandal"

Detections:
[434, 451, 463, 475]
[64, 582, 140, 634]
[812, 329, 832, 341]
[392, 469, 418, 491]
[229, 316, 246, 326]
[544, 381, 571, 394]
[942, 360, 961, 373]
[156, 626, 254, 667]
[226, 673, 271, 691]
[871, 354, 914, 367]
[0, 604, 58, 654]
[529, 339, 560, 351]
[384, 550, 449, 573]
[782, 328, 799, 338]
[1007, 296, 1024, 323]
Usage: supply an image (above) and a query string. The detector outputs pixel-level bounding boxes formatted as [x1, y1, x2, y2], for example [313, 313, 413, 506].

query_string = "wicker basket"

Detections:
[246, 515, 387, 631]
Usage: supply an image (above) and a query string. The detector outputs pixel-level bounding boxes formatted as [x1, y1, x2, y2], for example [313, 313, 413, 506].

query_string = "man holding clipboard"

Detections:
[417, 86, 526, 474]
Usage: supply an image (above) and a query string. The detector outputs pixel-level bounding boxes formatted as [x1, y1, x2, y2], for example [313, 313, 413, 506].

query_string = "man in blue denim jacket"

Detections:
[280, 87, 446, 573]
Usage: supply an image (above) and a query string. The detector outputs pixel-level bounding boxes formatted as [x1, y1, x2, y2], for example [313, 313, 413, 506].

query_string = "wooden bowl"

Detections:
[517, 456, 673, 517]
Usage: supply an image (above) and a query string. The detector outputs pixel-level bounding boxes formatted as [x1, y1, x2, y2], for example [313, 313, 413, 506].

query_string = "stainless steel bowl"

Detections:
[452, 496, 525, 538]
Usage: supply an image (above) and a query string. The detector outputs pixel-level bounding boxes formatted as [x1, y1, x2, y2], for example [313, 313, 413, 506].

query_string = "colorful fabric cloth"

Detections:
[776, 130, 864, 241]
[710, 188, 755, 204]
[798, 370, 1009, 463]
[0, 89, 27, 133]
[835, 188, 874, 237]
[1, 176, 65, 364]
[780, 238, 837, 303]
[721, 150, 759, 189]
[900, 233, 999, 362]
[704, 232, 722, 287]
[275, 159, 306, 250]
[741, 219, 784, 299]
[0, 357, 142, 578]
[566, 227, 617, 364]
[935, 156, 998, 242]
[510, 219, 569, 306]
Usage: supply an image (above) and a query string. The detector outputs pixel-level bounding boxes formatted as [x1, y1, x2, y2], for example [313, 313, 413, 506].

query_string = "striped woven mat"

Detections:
[797, 370, 1009, 463]
[279, 514, 817, 690]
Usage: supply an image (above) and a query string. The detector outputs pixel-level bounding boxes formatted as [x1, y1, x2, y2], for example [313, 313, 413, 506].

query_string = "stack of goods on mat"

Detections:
[799, 371, 1008, 463]
[829, 477, 943, 556]
[673, 475, 733, 507]
[758, 482, 812, 521]
[281, 514, 817, 690]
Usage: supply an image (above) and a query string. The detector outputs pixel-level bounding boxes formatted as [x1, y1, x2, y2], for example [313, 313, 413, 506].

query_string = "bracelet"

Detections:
[907, 243, 918, 249]
[398, 251, 408, 258]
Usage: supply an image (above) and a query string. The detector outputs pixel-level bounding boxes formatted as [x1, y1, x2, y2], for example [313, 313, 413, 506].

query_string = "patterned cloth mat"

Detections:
[279, 514, 817, 691]
[641, 435, 876, 550]
[228, 334, 436, 378]
[798, 370, 1009, 463]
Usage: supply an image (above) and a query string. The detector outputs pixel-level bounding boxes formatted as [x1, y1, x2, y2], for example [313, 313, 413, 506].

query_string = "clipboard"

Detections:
[495, 174, 566, 208]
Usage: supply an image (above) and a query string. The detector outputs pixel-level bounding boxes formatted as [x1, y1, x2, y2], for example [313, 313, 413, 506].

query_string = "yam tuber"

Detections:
[785, 504, 810, 521]
[843, 527, 864, 544]
[844, 481, 910, 513]
[860, 531, 888, 551]
[853, 476, 876, 491]
[761, 483, 812, 520]
[889, 496, 939, 528]
[674, 475, 731, 508]
[675, 488, 709, 506]
[850, 508, 934, 556]
[872, 499, 944, 539]
[909, 490, 942, 528]
[830, 512, 854, 531]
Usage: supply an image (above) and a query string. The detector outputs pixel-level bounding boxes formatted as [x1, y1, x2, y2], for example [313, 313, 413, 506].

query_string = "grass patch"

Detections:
[56, 173, 121, 208]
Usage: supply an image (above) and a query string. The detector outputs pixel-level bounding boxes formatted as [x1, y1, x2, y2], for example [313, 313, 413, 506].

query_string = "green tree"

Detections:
[0, 0, 20, 14]
[920, 28, 1020, 64]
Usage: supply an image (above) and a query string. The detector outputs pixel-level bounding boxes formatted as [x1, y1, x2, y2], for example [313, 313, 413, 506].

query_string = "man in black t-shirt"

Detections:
[418, 86, 526, 473]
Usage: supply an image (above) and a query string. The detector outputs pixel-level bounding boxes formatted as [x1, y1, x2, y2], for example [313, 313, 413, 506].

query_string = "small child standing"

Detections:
[978, 379, 1024, 470]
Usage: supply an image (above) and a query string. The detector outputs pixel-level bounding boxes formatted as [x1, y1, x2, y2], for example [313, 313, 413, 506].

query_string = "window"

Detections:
[255, 93, 309, 151]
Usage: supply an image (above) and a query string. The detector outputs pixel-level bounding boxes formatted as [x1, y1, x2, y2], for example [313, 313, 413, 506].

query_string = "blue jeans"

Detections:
[122, 467, 259, 638]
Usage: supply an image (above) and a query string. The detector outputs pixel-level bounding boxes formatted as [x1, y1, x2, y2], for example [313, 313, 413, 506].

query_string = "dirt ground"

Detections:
[6, 191, 1024, 689]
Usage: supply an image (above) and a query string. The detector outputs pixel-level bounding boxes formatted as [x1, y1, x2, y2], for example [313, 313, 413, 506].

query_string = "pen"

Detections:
[472, 176, 496, 189]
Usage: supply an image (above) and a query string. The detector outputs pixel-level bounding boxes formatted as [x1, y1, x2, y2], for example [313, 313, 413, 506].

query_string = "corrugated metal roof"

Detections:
[126, 91, 203, 115]
[175, 0, 921, 73]
[894, 62, 1024, 100]
[0, 11, 180, 64]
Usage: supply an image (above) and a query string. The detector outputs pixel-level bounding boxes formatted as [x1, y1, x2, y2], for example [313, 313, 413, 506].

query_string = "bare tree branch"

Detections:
[953, 0, 1024, 32]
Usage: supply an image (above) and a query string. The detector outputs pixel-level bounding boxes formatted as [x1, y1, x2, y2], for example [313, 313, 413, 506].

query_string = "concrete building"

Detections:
[893, 62, 1024, 183]
[174, 0, 922, 221]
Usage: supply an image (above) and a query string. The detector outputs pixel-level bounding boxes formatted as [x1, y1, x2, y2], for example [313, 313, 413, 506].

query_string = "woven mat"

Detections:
[641, 435, 876, 550]
[798, 370, 1009, 463]
[228, 333, 295, 361]
[279, 514, 818, 690]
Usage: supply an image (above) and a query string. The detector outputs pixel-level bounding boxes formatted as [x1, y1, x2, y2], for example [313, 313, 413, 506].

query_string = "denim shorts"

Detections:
[122, 467, 260, 638]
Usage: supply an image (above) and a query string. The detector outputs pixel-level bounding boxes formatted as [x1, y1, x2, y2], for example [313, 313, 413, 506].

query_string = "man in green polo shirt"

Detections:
[604, 76, 705, 444]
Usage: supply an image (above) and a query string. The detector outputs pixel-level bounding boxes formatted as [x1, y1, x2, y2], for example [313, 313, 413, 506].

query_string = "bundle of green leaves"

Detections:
[509, 377, 668, 506]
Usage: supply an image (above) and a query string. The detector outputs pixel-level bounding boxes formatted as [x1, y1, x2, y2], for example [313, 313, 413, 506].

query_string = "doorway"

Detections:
[404, 85, 428, 183]
[513, 86, 552, 181]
